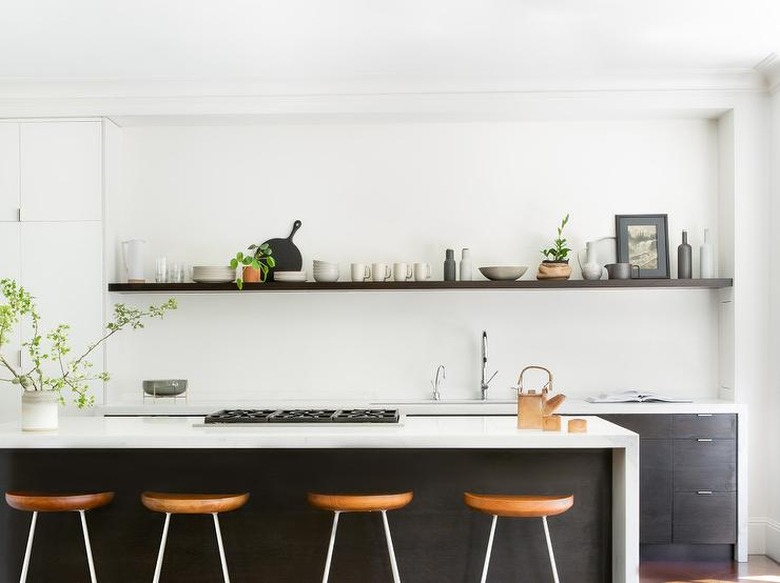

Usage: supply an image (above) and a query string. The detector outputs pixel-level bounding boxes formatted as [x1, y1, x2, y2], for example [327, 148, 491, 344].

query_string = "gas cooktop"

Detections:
[204, 408, 400, 424]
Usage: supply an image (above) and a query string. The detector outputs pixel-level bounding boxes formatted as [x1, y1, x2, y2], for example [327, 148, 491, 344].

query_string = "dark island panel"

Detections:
[0, 448, 612, 582]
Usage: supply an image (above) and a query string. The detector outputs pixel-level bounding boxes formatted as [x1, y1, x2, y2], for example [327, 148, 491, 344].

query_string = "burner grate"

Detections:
[203, 408, 400, 424]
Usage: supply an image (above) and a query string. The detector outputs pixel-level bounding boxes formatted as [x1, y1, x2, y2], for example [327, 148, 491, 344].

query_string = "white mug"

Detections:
[393, 262, 413, 282]
[371, 263, 391, 282]
[351, 263, 371, 282]
[414, 262, 432, 281]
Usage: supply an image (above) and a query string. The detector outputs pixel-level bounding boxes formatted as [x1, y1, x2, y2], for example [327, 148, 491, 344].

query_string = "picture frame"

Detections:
[614, 214, 670, 279]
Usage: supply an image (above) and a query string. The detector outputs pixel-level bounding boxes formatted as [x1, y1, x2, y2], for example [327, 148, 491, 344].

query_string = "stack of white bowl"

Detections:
[275, 270, 307, 282]
[192, 265, 235, 283]
[312, 260, 339, 282]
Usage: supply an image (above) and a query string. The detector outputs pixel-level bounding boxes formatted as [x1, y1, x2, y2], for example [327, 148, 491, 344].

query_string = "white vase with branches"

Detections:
[0, 279, 176, 430]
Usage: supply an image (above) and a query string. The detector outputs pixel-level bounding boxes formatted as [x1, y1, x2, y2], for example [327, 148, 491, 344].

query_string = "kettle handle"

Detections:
[516, 365, 553, 394]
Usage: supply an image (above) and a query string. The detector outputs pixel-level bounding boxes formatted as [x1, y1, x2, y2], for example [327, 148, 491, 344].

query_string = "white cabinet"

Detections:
[0, 123, 20, 222]
[0, 223, 20, 421]
[0, 119, 106, 411]
[19, 222, 104, 406]
[19, 121, 102, 222]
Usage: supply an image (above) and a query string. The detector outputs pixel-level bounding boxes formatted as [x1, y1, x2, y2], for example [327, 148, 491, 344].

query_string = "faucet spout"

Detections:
[480, 330, 498, 400]
[432, 365, 446, 401]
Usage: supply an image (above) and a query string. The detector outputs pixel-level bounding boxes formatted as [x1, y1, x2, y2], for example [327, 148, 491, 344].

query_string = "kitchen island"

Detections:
[0, 415, 638, 582]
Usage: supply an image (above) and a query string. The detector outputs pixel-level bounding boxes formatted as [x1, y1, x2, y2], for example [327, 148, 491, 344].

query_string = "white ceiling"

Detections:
[1, 0, 779, 91]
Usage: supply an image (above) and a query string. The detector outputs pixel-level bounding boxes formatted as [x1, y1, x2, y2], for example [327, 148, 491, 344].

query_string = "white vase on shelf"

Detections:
[581, 241, 603, 280]
[700, 228, 714, 278]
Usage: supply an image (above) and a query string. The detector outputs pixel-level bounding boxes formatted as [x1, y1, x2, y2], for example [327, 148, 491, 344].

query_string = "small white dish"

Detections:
[478, 266, 528, 281]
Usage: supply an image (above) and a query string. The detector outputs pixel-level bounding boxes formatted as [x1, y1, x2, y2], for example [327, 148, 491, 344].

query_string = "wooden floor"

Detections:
[641, 555, 780, 582]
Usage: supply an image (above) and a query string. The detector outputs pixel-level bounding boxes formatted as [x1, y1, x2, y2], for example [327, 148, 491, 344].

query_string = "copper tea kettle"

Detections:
[515, 365, 566, 429]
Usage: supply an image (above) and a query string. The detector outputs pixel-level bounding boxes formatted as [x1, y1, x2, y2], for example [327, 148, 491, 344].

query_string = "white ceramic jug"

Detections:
[122, 239, 146, 283]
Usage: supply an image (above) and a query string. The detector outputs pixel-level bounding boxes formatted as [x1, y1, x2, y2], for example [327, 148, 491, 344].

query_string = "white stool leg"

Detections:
[19, 511, 37, 583]
[380, 510, 401, 583]
[480, 514, 498, 583]
[321, 511, 340, 583]
[212, 513, 231, 583]
[542, 516, 560, 583]
[152, 512, 171, 583]
[78, 510, 98, 583]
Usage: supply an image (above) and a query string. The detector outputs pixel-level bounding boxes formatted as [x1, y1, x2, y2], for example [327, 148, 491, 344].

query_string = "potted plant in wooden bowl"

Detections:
[537, 214, 572, 280]
[0, 278, 177, 430]
[229, 242, 276, 290]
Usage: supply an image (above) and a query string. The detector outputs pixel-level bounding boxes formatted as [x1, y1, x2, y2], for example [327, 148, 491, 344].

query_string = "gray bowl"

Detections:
[143, 379, 187, 396]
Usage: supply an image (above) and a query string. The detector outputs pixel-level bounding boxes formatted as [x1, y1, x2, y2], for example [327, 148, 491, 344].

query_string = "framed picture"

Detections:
[614, 214, 670, 279]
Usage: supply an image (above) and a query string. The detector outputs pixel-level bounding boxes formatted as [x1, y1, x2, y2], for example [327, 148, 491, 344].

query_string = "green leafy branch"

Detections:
[541, 213, 571, 262]
[229, 242, 276, 290]
[0, 278, 177, 408]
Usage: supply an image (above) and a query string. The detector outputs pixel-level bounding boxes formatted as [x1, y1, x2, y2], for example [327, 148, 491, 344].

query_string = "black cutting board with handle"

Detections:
[263, 220, 302, 281]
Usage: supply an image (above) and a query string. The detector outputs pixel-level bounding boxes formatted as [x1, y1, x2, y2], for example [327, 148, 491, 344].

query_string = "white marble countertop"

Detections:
[0, 415, 637, 449]
[98, 397, 745, 417]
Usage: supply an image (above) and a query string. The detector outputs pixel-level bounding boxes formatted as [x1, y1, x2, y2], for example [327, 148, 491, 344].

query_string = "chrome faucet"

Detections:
[480, 330, 498, 400]
[432, 365, 446, 401]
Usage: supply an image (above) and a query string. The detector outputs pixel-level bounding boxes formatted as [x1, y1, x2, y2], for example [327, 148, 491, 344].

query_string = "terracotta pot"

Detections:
[536, 261, 572, 281]
[242, 266, 261, 283]
[21, 390, 59, 431]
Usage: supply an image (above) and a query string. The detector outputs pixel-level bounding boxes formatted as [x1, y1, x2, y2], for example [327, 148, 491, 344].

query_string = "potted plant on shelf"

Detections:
[0, 278, 177, 431]
[229, 242, 276, 290]
[537, 213, 573, 280]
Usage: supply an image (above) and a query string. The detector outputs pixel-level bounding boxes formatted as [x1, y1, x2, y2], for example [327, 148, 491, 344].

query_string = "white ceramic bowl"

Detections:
[313, 272, 339, 282]
[478, 266, 528, 281]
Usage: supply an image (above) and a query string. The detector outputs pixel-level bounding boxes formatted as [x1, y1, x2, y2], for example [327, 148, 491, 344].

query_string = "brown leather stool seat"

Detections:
[307, 491, 413, 513]
[464, 492, 574, 583]
[141, 491, 249, 514]
[464, 492, 573, 518]
[5, 491, 115, 583]
[307, 491, 414, 583]
[141, 492, 250, 583]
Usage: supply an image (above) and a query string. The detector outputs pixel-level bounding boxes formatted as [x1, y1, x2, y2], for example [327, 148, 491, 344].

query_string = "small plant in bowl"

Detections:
[230, 242, 276, 290]
[537, 213, 572, 280]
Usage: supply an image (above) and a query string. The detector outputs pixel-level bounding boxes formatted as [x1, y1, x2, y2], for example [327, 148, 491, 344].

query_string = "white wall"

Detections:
[766, 89, 780, 560]
[104, 119, 721, 404]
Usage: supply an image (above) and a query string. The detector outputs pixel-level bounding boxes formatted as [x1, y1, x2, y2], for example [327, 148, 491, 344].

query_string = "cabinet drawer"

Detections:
[599, 414, 671, 439]
[672, 414, 736, 439]
[673, 439, 736, 491]
[640, 439, 672, 543]
[673, 491, 736, 543]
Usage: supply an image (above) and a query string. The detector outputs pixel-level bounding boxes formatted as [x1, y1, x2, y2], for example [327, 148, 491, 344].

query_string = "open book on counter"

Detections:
[586, 390, 693, 403]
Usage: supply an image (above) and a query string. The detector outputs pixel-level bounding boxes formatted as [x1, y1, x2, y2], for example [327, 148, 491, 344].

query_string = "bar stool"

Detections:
[5, 490, 115, 583]
[307, 491, 413, 583]
[464, 492, 574, 583]
[141, 491, 249, 583]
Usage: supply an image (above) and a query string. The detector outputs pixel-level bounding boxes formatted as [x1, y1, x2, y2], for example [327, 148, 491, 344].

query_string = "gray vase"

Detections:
[677, 230, 692, 279]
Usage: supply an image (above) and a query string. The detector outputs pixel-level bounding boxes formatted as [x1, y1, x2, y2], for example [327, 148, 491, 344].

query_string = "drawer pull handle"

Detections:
[697, 438, 713, 442]
[697, 414, 713, 417]
[697, 490, 714, 495]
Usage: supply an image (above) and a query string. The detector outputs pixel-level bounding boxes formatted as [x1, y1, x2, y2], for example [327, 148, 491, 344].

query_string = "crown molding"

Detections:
[0, 69, 766, 121]
[755, 53, 780, 94]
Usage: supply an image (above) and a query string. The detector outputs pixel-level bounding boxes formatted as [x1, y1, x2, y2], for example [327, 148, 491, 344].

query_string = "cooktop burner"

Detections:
[204, 408, 400, 424]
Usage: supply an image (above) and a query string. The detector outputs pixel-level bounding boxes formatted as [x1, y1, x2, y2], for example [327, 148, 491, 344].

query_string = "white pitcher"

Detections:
[122, 239, 146, 283]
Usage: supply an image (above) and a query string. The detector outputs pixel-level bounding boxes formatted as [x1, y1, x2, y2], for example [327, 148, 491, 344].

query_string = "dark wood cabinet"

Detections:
[600, 413, 737, 553]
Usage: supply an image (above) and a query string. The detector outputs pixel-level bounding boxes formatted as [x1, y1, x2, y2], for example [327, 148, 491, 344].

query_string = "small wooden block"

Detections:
[568, 418, 587, 433]
[543, 416, 561, 431]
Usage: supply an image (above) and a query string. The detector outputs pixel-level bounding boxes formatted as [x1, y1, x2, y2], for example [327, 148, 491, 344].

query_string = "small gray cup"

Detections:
[605, 263, 640, 280]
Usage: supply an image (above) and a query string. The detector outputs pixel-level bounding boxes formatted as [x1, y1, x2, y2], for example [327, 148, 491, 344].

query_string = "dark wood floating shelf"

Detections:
[109, 278, 733, 292]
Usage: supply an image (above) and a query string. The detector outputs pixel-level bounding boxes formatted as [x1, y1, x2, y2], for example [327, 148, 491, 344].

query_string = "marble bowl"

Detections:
[143, 379, 187, 396]
[478, 266, 528, 281]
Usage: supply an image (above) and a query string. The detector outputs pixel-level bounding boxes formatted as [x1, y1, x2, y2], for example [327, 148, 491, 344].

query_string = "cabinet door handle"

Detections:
[697, 414, 713, 417]
[697, 490, 714, 495]
[697, 438, 713, 442]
